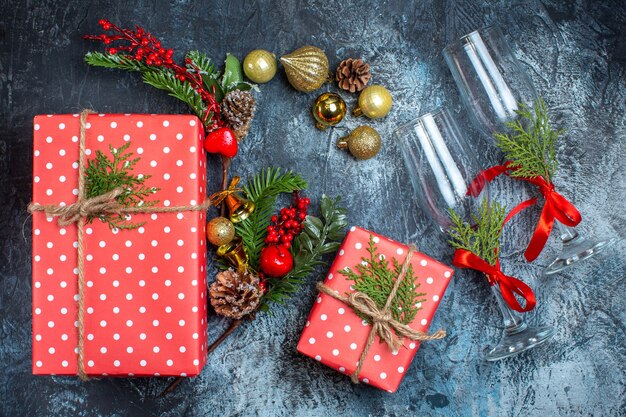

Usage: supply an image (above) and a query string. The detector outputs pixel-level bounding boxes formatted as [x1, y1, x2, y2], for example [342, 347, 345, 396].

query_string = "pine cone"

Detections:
[209, 268, 262, 319]
[221, 90, 256, 141]
[335, 58, 371, 93]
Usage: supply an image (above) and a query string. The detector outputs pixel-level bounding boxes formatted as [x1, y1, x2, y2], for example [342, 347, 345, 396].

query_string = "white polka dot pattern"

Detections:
[31, 114, 208, 377]
[296, 226, 454, 393]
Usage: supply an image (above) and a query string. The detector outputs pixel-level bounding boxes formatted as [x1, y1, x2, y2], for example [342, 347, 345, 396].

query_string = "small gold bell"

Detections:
[224, 193, 255, 223]
[217, 236, 248, 273]
[312, 92, 347, 130]
[337, 126, 382, 160]
[353, 85, 393, 119]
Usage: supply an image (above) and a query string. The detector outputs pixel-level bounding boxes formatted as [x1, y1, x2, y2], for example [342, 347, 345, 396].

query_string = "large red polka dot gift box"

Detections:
[31, 113, 209, 377]
[297, 226, 454, 393]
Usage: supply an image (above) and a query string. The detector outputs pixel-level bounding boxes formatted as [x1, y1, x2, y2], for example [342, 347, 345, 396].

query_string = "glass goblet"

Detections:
[395, 108, 554, 361]
[443, 24, 616, 276]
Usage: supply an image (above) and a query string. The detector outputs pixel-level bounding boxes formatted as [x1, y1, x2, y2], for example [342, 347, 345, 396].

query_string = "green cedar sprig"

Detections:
[338, 235, 425, 325]
[84, 142, 159, 230]
[259, 195, 348, 311]
[494, 98, 561, 183]
[447, 199, 506, 266]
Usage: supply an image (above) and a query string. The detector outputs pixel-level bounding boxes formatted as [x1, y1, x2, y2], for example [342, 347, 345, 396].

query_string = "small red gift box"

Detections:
[297, 226, 453, 392]
[31, 113, 208, 376]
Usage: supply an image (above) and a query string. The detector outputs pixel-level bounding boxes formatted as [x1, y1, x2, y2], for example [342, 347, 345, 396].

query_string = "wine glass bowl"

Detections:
[443, 25, 538, 139]
[395, 107, 488, 233]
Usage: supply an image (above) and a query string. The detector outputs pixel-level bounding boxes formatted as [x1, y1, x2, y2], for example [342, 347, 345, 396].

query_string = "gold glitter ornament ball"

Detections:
[207, 217, 236, 247]
[337, 126, 382, 160]
[353, 85, 393, 119]
[243, 50, 277, 84]
[280, 46, 329, 92]
[312, 92, 347, 130]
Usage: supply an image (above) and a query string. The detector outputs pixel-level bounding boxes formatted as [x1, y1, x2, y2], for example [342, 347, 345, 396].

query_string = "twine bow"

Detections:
[209, 176, 241, 207]
[467, 161, 581, 262]
[316, 244, 446, 384]
[28, 110, 211, 380]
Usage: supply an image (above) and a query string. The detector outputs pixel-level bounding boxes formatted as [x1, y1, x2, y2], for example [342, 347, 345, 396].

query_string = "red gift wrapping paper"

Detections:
[32, 113, 209, 377]
[297, 226, 454, 392]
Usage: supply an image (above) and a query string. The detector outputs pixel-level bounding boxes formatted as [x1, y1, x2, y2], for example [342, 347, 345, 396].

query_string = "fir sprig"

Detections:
[84, 142, 159, 229]
[495, 98, 561, 182]
[234, 167, 308, 269]
[447, 199, 506, 266]
[259, 195, 348, 311]
[338, 235, 425, 325]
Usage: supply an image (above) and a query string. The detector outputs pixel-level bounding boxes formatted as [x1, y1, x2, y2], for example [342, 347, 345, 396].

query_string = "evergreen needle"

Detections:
[447, 199, 506, 266]
[494, 98, 561, 183]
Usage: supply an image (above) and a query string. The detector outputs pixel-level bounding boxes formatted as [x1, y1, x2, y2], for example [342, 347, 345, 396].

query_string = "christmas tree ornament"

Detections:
[210, 176, 256, 223]
[337, 126, 382, 160]
[353, 85, 393, 119]
[312, 92, 347, 130]
[243, 49, 277, 83]
[216, 236, 249, 273]
[280, 46, 329, 92]
[207, 216, 236, 246]
[221, 90, 257, 141]
[260, 245, 294, 278]
[209, 268, 263, 319]
[204, 127, 239, 158]
[336, 58, 371, 93]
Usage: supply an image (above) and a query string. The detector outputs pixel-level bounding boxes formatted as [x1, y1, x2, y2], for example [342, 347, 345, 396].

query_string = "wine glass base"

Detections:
[485, 323, 555, 361]
[543, 236, 617, 276]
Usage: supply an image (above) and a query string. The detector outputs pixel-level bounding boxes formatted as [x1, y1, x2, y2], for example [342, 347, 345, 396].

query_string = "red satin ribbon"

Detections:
[452, 249, 536, 312]
[467, 161, 582, 262]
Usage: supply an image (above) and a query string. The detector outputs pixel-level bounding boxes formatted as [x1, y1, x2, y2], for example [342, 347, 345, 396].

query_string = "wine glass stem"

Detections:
[555, 223, 579, 243]
[490, 283, 525, 333]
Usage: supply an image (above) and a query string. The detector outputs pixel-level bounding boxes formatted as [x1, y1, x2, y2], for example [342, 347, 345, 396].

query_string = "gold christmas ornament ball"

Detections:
[243, 49, 277, 84]
[353, 85, 393, 119]
[207, 217, 236, 246]
[337, 126, 382, 160]
[312, 92, 347, 130]
[280, 46, 329, 92]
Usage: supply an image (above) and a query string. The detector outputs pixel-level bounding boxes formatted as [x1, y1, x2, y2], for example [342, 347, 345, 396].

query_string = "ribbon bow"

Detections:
[316, 244, 446, 384]
[209, 176, 242, 207]
[452, 249, 536, 312]
[467, 161, 582, 261]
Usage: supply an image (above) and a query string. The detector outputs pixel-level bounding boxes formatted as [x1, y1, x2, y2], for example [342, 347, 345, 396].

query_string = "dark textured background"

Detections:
[1, 1, 625, 416]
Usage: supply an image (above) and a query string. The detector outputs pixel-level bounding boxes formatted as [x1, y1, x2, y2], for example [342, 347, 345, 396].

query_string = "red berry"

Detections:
[299, 213, 306, 220]
[304, 198, 311, 205]
[108, 48, 117, 54]
[260, 245, 293, 278]
[271, 215, 278, 223]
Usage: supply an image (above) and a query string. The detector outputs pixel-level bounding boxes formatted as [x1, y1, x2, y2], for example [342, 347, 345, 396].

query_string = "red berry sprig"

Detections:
[84, 19, 222, 129]
[264, 192, 311, 249]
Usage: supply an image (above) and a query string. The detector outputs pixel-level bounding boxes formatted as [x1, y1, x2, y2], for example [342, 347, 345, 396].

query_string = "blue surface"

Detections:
[1, 0, 624, 415]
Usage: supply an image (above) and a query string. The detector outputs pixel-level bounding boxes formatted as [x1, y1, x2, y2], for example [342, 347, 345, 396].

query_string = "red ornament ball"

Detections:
[260, 245, 294, 278]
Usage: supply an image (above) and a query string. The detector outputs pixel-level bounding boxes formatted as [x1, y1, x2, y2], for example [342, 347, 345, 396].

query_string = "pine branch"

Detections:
[84, 142, 159, 230]
[447, 199, 506, 266]
[185, 50, 225, 102]
[494, 98, 561, 182]
[84, 51, 148, 72]
[259, 195, 348, 311]
[141, 70, 207, 121]
[233, 168, 308, 269]
[338, 235, 425, 325]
